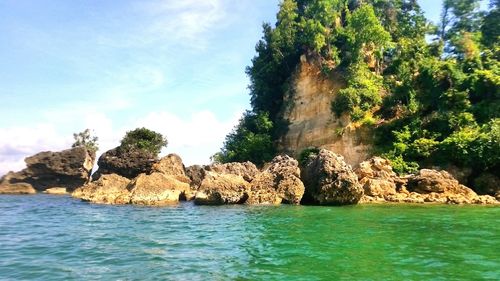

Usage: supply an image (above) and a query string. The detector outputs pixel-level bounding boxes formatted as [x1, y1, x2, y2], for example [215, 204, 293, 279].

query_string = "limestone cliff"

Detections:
[278, 57, 373, 166]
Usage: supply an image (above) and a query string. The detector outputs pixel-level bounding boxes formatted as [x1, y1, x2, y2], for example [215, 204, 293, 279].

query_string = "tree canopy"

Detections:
[215, 0, 499, 177]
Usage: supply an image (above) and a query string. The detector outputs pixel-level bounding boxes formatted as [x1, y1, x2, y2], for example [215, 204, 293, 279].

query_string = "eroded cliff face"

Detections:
[279, 58, 372, 166]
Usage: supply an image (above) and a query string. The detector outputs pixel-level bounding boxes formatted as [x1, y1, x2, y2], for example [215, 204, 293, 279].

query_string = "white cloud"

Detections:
[139, 0, 228, 48]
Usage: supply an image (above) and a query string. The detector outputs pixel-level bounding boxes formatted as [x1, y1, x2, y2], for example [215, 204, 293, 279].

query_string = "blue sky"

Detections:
[0, 0, 485, 174]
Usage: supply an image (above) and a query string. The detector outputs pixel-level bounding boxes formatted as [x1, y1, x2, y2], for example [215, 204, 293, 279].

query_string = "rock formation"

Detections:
[247, 155, 305, 205]
[72, 174, 131, 205]
[43, 187, 68, 195]
[186, 161, 259, 190]
[0, 183, 37, 194]
[194, 172, 250, 205]
[92, 147, 157, 180]
[128, 172, 191, 205]
[73, 153, 194, 205]
[0, 146, 94, 191]
[278, 59, 372, 166]
[356, 157, 404, 198]
[301, 149, 363, 205]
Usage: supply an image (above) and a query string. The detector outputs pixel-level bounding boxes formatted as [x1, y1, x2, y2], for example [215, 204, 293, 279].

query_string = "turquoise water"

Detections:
[0, 195, 499, 280]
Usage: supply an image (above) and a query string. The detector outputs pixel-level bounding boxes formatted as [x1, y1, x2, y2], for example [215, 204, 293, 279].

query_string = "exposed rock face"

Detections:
[186, 165, 206, 189]
[247, 155, 305, 205]
[356, 157, 401, 197]
[93, 147, 157, 180]
[0, 183, 37, 194]
[72, 174, 131, 205]
[206, 162, 259, 183]
[359, 168, 499, 205]
[186, 162, 259, 190]
[0, 146, 94, 191]
[128, 172, 191, 205]
[194, 172, 250, 205]
[43, 187, 68, 195]
[73, 153, 194, 205]
[301, 149, 363, 205]
[278, 59, 372, 166]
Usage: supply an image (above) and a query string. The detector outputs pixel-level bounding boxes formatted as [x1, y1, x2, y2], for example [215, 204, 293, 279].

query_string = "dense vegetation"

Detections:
[72, 129, 99, 153]
[216, 0, 499, 178]
[120, 127, 168, 156]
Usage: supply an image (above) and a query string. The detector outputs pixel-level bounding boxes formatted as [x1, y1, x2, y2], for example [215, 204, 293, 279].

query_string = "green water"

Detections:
[0, 195, 498, 280]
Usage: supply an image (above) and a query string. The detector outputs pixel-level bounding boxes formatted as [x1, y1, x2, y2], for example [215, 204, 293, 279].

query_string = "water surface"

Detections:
[0, 195, 498, 280]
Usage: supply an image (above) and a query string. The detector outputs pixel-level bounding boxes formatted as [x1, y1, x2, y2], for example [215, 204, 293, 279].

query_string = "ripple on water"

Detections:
[0, 195, 499, 280]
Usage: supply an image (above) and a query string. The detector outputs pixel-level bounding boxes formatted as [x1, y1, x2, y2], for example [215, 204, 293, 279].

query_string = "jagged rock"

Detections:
[0, 183, 37, 194]
[186, 162, 259, 190]
[128, 172, 190, 205]
[93, 147, 157, 180]
[186, 165, 206, 189]
[301, 149, 363, 205]
[72, 174, 131, 204]
[206, 162, 259, 182]
[0, 146, 94, 191]
[43, 187, 68, 195]
[473, 173, 500, 196]
[356, 157, 399, 197]
[408, 169, 469, 194]
[194, 172, 250, 205]
[247, 155, 304, 205]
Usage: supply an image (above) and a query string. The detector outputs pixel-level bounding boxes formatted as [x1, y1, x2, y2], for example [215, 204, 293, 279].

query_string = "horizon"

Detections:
[0, 0, 488, 175]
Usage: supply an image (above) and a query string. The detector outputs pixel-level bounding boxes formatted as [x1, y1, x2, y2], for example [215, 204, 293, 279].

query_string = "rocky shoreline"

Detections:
[0, 146, 498, 206]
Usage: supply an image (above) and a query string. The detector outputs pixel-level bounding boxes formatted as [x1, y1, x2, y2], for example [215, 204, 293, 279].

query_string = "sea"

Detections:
[0, 194, 499, 280]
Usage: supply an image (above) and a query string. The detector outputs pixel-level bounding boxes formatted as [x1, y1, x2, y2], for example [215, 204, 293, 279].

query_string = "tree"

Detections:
[120, 127, 167, 156]
[213, 111, 275, 166]
[72, 129, 99, 153]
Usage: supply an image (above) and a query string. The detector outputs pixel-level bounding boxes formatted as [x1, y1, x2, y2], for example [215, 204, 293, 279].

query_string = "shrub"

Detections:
[298, 147, 320, 166]
[120, 127, 167, 156]
[72, 129, 99, 153]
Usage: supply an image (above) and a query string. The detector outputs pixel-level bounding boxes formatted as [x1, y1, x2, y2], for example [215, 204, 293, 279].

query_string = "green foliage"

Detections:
[298, 147, 320, 166]
[120, 127, 167, 156]
[213, 111, 275, 166]
[217, 0, 500, 178]
[72, 129, 99, 153]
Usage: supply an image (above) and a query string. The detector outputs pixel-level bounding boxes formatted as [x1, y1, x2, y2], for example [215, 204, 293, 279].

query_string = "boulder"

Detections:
[0, 183, 37, 195]
[186, 165, 206, 189]
[355, 157, 399, 197]
[247, 155, 304, 205]
[128, 172, 191, 205]
[0, 146, 95, 191]
[93, 147, 157, 180]
[186, 162, 259, 190]
[301, 149, 363, 205]
[194, 172, 250, 205]
[72, 174, 131, 205]
[405, 169, 497, 204]
[206, 162, 259, 182]
[43, 187, 68, 195]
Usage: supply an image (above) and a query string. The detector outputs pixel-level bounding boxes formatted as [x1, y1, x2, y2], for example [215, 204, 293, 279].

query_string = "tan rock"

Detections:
[128, 172, 190, 205]
[278, 59, 372, 166]
[247, 155, 305, 205]
[194, 172, 250, 205]
[44, 187, 68, 195]
[0, 183, 37, 194]
[72, 174, 131, 205]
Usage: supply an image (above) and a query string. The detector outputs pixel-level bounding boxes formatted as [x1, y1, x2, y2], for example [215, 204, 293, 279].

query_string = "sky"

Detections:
[0, 0, 487, 175]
